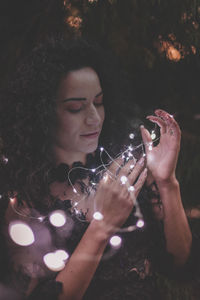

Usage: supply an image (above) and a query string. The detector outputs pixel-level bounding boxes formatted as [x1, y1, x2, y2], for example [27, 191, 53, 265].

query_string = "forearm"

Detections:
[156, 178, 192, 265]
[56, 219, 110, 300]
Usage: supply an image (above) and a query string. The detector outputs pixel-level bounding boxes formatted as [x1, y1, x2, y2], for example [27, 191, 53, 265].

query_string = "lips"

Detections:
[80, 131, 99, 139]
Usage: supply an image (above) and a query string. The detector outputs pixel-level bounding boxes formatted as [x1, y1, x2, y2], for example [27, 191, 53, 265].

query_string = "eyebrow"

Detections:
[62, 91, 103, 103]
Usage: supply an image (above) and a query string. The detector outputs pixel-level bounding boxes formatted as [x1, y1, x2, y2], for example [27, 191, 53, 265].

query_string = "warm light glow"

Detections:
[148, 145, 153, 151]
[103, 174, 109, 182]
[167, 46, 181, 62]
[93, 211, 103, 221]
[55, 249, 69, 261]
[66, 16, 82, 29]
[129, 133, 135, 140]
[191, 45, 197, 55]
[9, 221, 35, 246]
[151, 131, 156, 140]
[128, 186, 135, 192]
[49, 210, 66, 227]
[10, 197, 16, 204]
[2, 156, 8, 164]
[157, 37, 182, 62]
[43, 250, 68, 272]
[136, 219, 144, 228]
[120, 176, 128, 185]
[110, 235, 122, 248]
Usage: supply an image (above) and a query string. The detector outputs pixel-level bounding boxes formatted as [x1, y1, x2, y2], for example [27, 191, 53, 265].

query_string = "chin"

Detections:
[84, 143, 98, 154]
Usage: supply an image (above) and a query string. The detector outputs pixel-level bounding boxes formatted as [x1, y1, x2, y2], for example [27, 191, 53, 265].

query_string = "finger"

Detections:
[154, 109, 173, 121]
[154, 109, 181, 139]
[165, 114, 181, 138]
[133, 168, 147, 198]
[140, 125, 152, 154]
[127, 156, 145, 185]
[117, 156, 137, 177]
[146, 115, 167, 135]
[107, 155, 124, 177]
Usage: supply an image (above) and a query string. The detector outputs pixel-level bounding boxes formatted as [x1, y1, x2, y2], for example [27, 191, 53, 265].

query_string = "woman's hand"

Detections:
[92, 157, 147, 236]
[140, 109, 181, 184]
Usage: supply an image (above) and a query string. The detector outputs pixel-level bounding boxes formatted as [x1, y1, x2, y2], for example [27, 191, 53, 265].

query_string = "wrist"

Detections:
[156, 176, 179, 190]
[89, 219, 113, 242]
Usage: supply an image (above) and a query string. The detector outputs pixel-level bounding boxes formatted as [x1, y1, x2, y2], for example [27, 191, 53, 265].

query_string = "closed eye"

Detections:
[66, 103, 83, 113]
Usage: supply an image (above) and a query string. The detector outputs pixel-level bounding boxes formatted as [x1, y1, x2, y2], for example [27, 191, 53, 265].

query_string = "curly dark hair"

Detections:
[0, 36, 139, 210]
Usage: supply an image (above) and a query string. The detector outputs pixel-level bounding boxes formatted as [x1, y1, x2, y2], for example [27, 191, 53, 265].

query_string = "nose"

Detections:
[85, 105, 101, 126]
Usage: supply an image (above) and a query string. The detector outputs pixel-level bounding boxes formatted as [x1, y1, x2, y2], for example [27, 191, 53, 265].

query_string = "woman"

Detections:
[0, 37, 195, 300]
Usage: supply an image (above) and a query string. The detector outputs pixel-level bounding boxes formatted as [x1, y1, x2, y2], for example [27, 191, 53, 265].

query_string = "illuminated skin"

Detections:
[141, 109, 180, 183]
[50, 67, 147, 299]
[6, 68, 192, 298]
[53, 67, 105, 166]
[140, 109, 192, 265]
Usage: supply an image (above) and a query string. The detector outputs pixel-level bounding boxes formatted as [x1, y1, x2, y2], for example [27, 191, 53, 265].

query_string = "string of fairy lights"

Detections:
[5, 126, 160, 272]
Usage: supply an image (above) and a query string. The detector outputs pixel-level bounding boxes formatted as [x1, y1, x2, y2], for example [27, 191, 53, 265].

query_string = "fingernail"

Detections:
[138, 157, 145, 165]
[143, 168, 147, 176]
[140, 125, 144, 129]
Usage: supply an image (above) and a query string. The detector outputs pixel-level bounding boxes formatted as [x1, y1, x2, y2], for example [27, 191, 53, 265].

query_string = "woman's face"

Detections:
[53, 67, 105, 161]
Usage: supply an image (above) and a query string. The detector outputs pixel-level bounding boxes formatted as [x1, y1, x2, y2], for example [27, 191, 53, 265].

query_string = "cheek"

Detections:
[56, 114, 73, 136]
[60, 114, 82, 136]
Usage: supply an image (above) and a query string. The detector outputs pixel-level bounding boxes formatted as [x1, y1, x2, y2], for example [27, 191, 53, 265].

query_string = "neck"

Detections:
[52, 145, 88, 167]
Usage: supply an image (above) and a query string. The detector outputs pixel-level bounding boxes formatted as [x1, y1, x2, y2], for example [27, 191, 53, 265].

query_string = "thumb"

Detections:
[140, 125, 152, 153]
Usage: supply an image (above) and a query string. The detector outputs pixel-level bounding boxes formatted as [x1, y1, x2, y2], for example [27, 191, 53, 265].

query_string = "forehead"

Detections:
[57, 67, 102, 99]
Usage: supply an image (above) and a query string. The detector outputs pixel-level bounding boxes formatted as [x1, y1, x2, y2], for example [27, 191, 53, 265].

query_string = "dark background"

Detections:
[0, 0, 200, 209]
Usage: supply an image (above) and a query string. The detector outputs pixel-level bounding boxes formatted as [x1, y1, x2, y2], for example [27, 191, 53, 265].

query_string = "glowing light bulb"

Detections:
[49, 210, 66, 227]
[148, 145, 153, 151]
[103, 174, 109, 182]
[38, 216, 44, 222]
[74, 208, 79, 215]
[128, 186, 135, 192]
[151, 131, 156, 140]
[128, 152, 133, 157]
[9, 221, 35, 246]
[91, 169, 96, 173]
[93, 212, 103, 221]
[129, 133, 135, 140]
[130, 164, 135, 169]
[143, 153, 146, 157]
[43, 251, 67, 272]
[120, 176, 128, 184]
[128, 145, 133, 151]
[10, 197, 16, 204]
[73, 188, 78, 194]
[136, 219, 144, 228]
[110, 235, 122, 248]
[2, 156, 8, 164]
[55, 249, 69, 261]
[100, 147, 104, 152]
